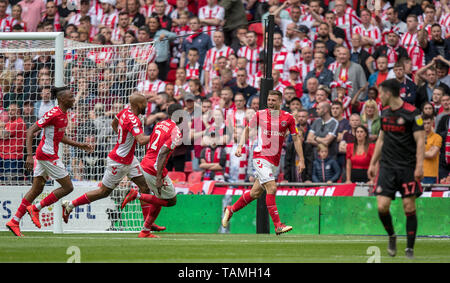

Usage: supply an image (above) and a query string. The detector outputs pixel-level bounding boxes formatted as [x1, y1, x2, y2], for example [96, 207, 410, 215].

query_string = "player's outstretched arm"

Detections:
[292, 134, 305, 173]
[368, 130, 384, 180]
[61, 135, 94, 153]
[134, 133, 150, 145]
[413, 130, 425, 181]
[111, 117, 119, 134]
[25, 123, 42, 171]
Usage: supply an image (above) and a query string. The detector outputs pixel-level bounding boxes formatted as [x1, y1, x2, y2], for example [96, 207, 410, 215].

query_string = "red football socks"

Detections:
[138, 194, 169, 207]
[231, 191, 254, 213]
[143, 204, 162, 230]
[141, 202, 151, 221]
[266, 194, 281, 228]
[33, 192, 59, 211]
[12, 198, 31, 225]
[72, 194, 91, 207]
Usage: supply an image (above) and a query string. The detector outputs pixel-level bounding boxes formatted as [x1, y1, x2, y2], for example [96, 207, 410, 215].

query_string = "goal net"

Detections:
[0, 36, 155, 233]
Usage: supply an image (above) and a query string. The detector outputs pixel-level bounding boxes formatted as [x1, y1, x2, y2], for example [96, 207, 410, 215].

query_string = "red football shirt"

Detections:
[249, 109, 298, 166]
[140, 119, 182, 177]
[108, 107, 143, 165]
[35, 106, 68, 161]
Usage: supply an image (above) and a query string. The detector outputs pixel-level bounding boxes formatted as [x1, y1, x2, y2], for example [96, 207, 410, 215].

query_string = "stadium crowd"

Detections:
[0, 0, 450, 186]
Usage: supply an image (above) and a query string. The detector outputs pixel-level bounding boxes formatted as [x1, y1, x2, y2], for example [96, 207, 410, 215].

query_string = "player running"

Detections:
[62, 94, 165, 233]
[6, 86, 94, 237]
[121, 103, 183, 238]
[368, 79, 425, 259]
[221, 90, 305, 235]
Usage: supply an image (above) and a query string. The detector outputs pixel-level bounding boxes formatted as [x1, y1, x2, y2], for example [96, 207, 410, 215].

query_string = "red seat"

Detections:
[185, 161, 193, 173]
[189, 183, 203, 194]
[187, 171, 203, 183]
[167, 171, 186, 183]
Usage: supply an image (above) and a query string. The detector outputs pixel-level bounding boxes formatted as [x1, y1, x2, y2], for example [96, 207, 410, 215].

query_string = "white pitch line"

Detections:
[2, 235, 448, 244]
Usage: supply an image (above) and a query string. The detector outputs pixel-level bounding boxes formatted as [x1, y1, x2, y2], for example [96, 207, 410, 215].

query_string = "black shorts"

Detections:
[375, 166, 423, 200]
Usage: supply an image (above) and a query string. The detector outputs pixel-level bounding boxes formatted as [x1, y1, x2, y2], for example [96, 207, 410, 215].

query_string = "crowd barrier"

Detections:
[0, 181, 448, 234]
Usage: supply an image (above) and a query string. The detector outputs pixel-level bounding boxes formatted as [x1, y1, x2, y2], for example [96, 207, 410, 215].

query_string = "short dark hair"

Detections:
[95, 33, 106, 44]
[42, 20, 53, 27]
[168, 103, 183, 117]
[188, 47, 199, 54]
[434, 86, 447, 95]
[406, 14, 418, 21]
[12, 24, 24, 31]
[435, 60, 450, 73]
[234, 92, 245, 100]
[422, 114, 434, 121]
[393, 60, 405, 69]
[138, 25, 150, 35]
[379, 79, 401, 97]
[51, 86, 70, 100]
[431, 23, 441, 30]
[80, 15, 91, 23]
[314, 51, 326, 58]
[284, 85, 296, 92]
[331, 100, 343, 108]
[268, 89, 283, 100]
[314, 40, 326, 47]
[289, 97, 301, 105]
[424, 4, 436, 11]
[298, 108, 309, 115]
[273, 30, 283, 38]
[41, 85, 52, 92]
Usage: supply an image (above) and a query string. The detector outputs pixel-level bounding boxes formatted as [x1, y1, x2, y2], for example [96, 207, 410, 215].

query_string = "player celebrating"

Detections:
[5, 86, 94, 237]
[62, 94, 165, 232]
[221, 90, 305, 235]
[368, 79, 425, 259]
[121, 103, 183, 238]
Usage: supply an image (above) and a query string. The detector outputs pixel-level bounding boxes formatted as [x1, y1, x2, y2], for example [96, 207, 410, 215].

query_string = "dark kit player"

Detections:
[368, 79, 425, 259]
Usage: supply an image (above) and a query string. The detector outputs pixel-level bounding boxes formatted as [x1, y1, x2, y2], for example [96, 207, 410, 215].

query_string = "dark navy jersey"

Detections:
[380, 102, 424, 169]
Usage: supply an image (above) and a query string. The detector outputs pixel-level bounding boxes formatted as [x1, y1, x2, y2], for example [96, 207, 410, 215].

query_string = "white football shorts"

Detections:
[102, 156, 143, 189]
[142, 170, 176, 200]
[34, 159, 69, 180]
[253, 158, 278, 185]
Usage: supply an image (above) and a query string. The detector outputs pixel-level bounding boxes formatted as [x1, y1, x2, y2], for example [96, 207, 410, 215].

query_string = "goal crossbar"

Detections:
[0, 32, 64, 88]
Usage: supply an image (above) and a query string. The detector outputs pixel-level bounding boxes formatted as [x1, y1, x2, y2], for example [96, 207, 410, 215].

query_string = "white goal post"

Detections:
[0, 32, 65, 87]
[0, 32, 65, 234]
[0, 32, 155, 234]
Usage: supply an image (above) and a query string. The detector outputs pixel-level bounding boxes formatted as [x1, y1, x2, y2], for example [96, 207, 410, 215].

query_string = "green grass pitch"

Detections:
[1, 232, 449, 263]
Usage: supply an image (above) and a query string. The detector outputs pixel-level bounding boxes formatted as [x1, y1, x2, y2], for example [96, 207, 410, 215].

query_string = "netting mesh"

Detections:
[0, 38, 155, 231]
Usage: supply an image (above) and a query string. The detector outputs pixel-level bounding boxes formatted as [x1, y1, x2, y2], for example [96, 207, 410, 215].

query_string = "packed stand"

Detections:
[0, 0, 449, 186]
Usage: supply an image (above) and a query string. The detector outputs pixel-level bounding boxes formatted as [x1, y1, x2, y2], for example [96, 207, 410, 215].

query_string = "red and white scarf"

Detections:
[185, 30, 202, 43]
[387, 43, 400, 67]
[338, 65, 350, 82]
[186, 62, 200, 80]
[330, 80, 353, 92]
